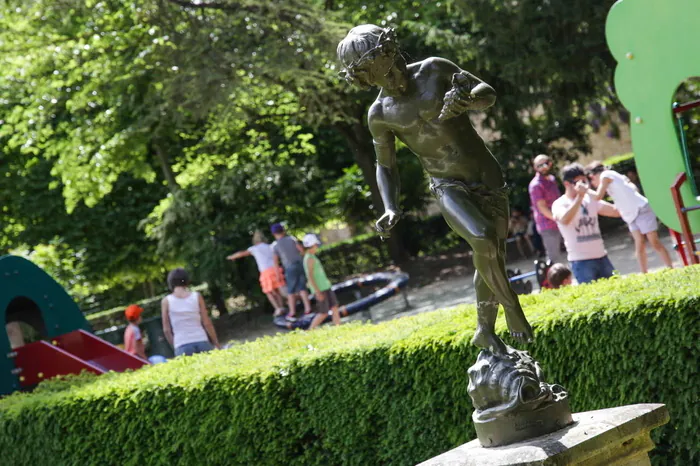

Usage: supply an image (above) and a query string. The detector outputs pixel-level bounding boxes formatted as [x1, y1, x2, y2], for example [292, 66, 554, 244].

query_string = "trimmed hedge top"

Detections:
[1, 266, 698, 466]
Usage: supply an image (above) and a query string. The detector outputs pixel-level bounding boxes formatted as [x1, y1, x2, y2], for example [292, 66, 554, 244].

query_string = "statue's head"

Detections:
[337, 24, 406, 91]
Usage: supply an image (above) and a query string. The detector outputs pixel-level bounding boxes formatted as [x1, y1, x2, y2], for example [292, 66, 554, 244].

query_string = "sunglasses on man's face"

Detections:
[536, 161, 551, 169]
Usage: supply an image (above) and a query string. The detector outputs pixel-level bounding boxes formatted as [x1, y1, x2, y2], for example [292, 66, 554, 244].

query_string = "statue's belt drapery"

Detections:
[429, 178, 509, 219]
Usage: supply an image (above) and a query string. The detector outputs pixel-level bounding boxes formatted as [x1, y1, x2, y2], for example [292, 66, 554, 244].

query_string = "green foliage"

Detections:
[604, 152, 637, 174]
[0, 151, 168, 310]
[0, 0, 342, 207]
[0, 0, 639, 310]
[325, 150, 430, 229]
[0, 0, 348, 307]
[325, 164, 375, 225]
[318, 234, 392, 281]
[145, 116, 331, 303]
[2, 267, 697, 466]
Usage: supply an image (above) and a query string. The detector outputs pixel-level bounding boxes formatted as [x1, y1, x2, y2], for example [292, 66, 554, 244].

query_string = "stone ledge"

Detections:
[419, 403, 669, 466]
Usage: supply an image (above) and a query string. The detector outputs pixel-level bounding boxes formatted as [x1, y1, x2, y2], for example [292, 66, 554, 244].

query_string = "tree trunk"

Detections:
[153, 143, 179, 193]
[334, 121, 409, 263]
[209, 285, 228, 315]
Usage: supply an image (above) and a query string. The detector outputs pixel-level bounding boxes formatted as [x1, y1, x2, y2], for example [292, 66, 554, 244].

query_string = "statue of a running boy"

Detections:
[337, 25, 533, 354]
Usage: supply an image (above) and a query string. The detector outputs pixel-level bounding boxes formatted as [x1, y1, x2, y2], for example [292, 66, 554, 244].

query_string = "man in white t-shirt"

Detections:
[552, 163, 621, 284]
[587, 161, 673, 273]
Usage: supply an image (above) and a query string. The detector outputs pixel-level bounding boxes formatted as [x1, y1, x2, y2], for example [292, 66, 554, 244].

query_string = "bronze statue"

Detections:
[338, 25, 572, 447]
[337, 25, 532, 354]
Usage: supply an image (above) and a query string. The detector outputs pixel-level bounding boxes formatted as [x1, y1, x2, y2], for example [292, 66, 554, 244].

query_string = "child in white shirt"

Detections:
[587, 161, 673, 273]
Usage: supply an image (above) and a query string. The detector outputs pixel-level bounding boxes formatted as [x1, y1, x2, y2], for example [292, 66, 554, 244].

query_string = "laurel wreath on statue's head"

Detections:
[339, 28, 399, 84]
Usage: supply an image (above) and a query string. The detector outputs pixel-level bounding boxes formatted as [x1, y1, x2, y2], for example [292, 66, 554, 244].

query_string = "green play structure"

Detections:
[606, 0, 700, 234]
[1, 255, 147, 396]
[1, 255, 91, 395]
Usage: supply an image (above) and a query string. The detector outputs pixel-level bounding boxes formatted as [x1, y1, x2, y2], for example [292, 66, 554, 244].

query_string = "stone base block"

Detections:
[419, 403, 669, 466]
[474, 396, 574, 448]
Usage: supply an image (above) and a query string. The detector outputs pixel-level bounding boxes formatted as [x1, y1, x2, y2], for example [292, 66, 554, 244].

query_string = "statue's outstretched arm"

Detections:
[369, 105, 401, 234]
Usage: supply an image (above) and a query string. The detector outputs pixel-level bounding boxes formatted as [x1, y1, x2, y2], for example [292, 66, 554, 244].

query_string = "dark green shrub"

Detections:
[4, 267, 696, 466]
[603, 152, 636, 174]
[316, 233, 392, 281]
[317, 214, 464, 281]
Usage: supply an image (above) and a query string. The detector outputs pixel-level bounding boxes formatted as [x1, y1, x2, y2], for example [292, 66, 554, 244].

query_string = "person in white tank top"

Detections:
[587, 161, 673, 273]
[162, 268, 221, 356]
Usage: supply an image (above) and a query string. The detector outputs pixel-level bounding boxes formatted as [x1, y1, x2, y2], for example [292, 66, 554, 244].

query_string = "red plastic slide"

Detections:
[14, 329, 147, 388]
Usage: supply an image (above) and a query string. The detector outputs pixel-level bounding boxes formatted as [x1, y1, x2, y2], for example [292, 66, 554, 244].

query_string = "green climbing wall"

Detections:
[606, 0, 700, 233]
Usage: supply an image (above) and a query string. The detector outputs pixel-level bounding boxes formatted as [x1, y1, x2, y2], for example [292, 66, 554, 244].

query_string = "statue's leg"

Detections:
[473, 270, 508, 354]
[436, 186, 533, 344]
[495, 234, 534, 342]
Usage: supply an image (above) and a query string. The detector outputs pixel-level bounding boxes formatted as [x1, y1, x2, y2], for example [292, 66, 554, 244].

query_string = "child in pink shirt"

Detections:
[123, 304, 147, 359]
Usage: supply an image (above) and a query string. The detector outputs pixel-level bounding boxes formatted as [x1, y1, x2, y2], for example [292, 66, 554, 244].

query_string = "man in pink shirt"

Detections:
[528, 154, 566, 264]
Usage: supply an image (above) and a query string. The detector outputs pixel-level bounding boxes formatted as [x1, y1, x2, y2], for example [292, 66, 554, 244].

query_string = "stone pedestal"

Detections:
[419, 404, 669, 466]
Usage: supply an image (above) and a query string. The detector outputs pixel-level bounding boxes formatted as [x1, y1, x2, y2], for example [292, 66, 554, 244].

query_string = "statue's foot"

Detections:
[505, 310, 534, 344]
[472, 328, 508, 355]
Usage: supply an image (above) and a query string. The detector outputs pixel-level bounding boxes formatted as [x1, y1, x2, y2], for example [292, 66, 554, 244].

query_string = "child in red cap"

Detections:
[123, 304, 147, 359]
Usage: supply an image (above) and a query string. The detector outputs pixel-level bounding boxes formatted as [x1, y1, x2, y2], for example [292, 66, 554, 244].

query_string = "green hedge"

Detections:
[1, 267, 698, 465]
[604, 152, 636, 174]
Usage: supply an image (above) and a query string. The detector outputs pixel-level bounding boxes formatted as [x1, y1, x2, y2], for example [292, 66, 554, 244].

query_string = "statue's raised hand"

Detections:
[438, 72, 476, 122]
[375, 209, 402, 237]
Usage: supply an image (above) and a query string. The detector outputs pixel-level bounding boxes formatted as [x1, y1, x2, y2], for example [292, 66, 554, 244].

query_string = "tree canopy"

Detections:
[0, 0, 638, 311]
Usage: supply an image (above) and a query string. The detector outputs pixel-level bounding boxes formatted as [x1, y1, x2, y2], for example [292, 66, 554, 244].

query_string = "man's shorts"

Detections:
[628, 204, 658, 235]
[570, 255, 615, 284]
[315, 289, 339, 315]
[284, 261, 307, 294]
[259, 266, 285, 294]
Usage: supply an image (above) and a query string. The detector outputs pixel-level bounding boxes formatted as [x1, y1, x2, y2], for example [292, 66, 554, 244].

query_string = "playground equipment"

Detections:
[669, 99, 700, 265]
[670, 173, 700, 265]
[606, 0, 700, 260]
[1, 255, 147, 396]
[273, 271, 409, 330]
[672, 99, 700, 198]
[507, 259, 553, 295]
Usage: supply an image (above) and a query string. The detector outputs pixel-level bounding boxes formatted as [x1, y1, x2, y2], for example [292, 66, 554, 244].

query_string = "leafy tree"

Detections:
[0, 0, 636, 313]
[0, 0, 348, 307]
[0, 149, 168, 309]
[138, 80, 337, 303]
[0, 0, 343, 206]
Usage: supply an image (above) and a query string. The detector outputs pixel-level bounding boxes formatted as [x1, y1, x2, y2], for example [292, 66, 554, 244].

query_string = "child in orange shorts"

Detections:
[227, 231, 287, 315]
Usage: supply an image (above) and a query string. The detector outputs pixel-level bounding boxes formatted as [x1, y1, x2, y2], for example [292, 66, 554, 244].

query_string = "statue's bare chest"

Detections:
[380, 83, 445, 134]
